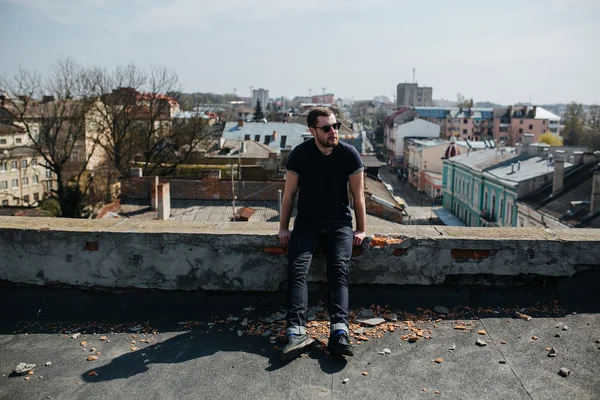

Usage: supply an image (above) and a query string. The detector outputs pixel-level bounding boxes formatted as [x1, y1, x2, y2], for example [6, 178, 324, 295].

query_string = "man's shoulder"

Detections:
[336, 141, 361, 158]
[290, 138, 314, 154]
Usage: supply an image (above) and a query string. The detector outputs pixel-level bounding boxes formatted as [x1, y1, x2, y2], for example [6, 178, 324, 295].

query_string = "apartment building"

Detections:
[441, 142, 592, 227]
[0, 126, 52, 206]
[252, 88, 269, 108]
[396, 83, 433, 107]
[413, 105, 560, 145]
[493, 106, 561, 145]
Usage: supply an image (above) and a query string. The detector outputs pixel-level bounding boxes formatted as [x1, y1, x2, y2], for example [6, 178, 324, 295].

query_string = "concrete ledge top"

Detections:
[1, 216, 599, 242]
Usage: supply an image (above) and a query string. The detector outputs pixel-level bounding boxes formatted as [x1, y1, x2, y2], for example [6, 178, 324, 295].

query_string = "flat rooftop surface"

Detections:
[1, 273, 599, 400]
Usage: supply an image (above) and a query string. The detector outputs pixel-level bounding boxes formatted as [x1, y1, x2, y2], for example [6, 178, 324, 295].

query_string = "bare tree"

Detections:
[85, 65, 215, 178]
[0, 59, 98, 217]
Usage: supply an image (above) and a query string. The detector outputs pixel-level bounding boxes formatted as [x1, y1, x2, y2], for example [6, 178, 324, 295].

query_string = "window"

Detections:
[463, 119, 468, 124]
[33, 175, 39, 184]
[21, 160, 27, 168]
[34, 193, 39, 201]
[519, 128, 523, 134]
[484, 189, 488, 210]
[1, 200, 7, 206]
[244, 135, 250, 140]
[0, 139, 6, 145]
[31, 158, 37, 167]
[263, 136, 270, 144]
[24, 195, 29, 203]
[463, 129, 467, 134]
[22, 177, 29, 186]
[491, 192, 496, 219]
[543, 120, 546, 125]
[254, 135, 260, 142]
[11, 161, 18, 169]
[280, 135, 287, 148]
[70, 152, 79, 162]
[520, 120, 523, 124]
[16, 138, 22, 144]
[0, 181, 7, 190]
[542, 129, 546, 133]
[11, 179, 19, 188]
[46, 168, 52, 178]
[500, 127, 508, 132]
[0, 162, 6, 171]
[529, 124, 533, 130]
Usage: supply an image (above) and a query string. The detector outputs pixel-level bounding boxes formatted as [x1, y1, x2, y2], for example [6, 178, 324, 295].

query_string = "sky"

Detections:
[0, 0, 598, 105]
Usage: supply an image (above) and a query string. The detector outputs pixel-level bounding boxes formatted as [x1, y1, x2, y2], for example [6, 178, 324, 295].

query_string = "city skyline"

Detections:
[0, 0, 598, 105]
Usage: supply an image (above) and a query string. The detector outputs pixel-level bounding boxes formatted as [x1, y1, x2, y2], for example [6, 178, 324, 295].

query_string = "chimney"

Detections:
[518, 161, 521, 171]
[510, 163, 515, 174]
[237, 119, 244, 127]
[240, 142, 246, 154]
[552, 150, 565, 196]
[573, 151, 584, 165]
[272, 131, 277, 140]
[219, 137, 225, 149]
[592, 171, 600, 214]
[533, 106, 537, 117]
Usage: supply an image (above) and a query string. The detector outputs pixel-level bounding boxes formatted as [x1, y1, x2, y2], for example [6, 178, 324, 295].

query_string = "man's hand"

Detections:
[353, 230, 366, 246]
[278, 228, 292, 247]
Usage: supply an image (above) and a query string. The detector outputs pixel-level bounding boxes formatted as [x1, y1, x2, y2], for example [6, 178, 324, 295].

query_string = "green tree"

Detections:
[563, 102, 585, 146]
[253, 99, 265, 122]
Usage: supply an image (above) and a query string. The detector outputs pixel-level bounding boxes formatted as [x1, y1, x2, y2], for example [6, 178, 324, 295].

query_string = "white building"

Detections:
[388, 119, 440, 166]
[252, 88, 269, 109]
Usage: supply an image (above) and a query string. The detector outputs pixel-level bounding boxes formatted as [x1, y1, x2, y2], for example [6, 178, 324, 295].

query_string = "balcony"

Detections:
[480, 209, 499, 227]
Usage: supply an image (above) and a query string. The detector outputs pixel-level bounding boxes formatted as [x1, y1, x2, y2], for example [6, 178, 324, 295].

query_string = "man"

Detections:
[278, 107, 366, 362]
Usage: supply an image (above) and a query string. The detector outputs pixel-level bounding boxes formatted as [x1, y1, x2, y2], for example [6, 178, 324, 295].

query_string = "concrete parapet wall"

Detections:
[1, 217, 599, 291]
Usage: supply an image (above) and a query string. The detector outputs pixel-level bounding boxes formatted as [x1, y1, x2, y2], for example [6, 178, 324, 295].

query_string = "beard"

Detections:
[316, 134, 338, 148]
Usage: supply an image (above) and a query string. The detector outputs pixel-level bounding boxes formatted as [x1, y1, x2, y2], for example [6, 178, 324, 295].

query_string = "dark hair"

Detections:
[307, 107, 333, 128]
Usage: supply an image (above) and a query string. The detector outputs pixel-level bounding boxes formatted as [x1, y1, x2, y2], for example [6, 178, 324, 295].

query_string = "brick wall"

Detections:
[121, 176, 285, 202]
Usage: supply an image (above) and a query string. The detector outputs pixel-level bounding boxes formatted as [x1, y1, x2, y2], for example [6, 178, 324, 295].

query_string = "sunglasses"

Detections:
[314, 122, 342, 133]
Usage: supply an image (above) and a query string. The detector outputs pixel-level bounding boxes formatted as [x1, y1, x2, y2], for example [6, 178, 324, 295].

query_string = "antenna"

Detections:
[233, 88, 237, 97]
[413, 68, 415, 84]
[321, 87, 326, 103]
[309, 89, 312, 98]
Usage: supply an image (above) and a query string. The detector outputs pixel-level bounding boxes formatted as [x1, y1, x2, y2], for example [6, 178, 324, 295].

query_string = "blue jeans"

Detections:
[285, 224, 353, 337]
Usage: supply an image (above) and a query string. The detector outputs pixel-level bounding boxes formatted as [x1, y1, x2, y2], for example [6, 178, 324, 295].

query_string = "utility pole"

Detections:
[231, 164, 237, 220]
[233, 88, 237, 97]
[321, 87, 326, 103]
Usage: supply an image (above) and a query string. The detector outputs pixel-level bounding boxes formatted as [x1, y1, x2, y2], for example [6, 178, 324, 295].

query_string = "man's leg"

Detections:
[281, 228, 318, 362]
[322, 226, 354, 356]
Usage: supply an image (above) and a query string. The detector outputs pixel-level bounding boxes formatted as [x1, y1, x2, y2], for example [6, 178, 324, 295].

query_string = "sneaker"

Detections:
[280, 334, 315, 362]
[328, 331, 354, 357]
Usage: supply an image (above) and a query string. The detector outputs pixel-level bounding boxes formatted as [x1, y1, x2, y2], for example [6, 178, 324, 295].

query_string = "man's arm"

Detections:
[349, 171, 366, 246]
[278, 171, 299, 246]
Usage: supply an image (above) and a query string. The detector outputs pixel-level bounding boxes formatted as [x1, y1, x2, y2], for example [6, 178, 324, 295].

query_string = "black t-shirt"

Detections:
[286, 138, 364, 227]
